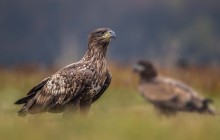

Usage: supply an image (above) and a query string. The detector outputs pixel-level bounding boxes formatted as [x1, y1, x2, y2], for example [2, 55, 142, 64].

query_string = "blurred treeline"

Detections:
[0, 0, 220, 67]
[0, 63, 219, 97]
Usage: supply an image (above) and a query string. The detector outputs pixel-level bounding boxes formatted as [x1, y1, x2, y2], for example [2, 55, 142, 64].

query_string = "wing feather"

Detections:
[14, 77, 51, 104]
[92, 72, 111, 102]
[139, 76, 208, 110]
[30, 68, 94, 112]
[139, 77, 193, 104]
[16, 62, 97, 115]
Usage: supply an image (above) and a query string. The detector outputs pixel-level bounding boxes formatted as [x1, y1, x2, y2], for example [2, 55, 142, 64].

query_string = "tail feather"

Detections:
[206, 107, 216, 115]
[27, 77, 50, 95]
[17, 109, 27, 117]
[17, 98, 37, 116]
[15, 77, 50, 116]
[15, 77, 50, 105]
[14, 93, 36, 105]
[14, 96, 29, 105]
[201, 98, 216, 115]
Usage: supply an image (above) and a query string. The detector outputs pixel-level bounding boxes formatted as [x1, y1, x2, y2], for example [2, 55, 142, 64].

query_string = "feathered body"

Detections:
[134, 60, 216, 115]
[15, 28, 116, 116]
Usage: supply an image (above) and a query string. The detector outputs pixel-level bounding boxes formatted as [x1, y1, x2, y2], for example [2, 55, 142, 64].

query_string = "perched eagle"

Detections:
[15, 28, 116, 116]
[134, 60, 216, 115]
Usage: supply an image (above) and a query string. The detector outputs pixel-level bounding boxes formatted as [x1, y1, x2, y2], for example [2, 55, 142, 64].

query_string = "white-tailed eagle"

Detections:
[134, 60, 216, 115]
[15, 28, 116, 116]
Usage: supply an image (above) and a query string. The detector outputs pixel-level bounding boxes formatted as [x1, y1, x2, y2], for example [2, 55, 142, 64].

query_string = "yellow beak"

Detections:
[103, 30, 116, 39]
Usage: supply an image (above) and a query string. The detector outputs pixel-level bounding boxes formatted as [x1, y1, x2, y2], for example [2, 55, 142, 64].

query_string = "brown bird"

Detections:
[15, 28, 116, 116]
[134, 60, 216, 115]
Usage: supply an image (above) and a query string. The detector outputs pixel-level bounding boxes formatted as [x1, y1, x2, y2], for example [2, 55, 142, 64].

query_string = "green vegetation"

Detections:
[0, 66, 219, 140]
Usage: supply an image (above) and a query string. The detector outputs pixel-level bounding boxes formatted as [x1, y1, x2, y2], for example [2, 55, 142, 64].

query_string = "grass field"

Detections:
[0, 65, 219, 140]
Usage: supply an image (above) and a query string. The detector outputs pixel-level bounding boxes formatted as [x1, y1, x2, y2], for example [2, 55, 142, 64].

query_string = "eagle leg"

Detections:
[80, 99, 92, 115]
[63, 99, 80, 118]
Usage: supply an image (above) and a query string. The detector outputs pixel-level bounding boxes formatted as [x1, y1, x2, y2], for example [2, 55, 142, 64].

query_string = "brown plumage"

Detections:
[15, 28, 116, 116]
[134, 60, 216, 115]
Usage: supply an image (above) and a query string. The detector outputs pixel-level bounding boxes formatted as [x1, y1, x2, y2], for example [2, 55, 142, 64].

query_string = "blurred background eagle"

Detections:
[14, 28, 116, 116]
[134, 60, 216, 115]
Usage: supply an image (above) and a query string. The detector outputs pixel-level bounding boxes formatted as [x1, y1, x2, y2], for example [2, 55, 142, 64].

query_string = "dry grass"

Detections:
[0, 64, 219, 140]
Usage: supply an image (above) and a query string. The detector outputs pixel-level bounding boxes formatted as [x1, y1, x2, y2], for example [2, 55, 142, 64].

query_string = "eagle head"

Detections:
[133, 60, 158, 80]
[88, 28, 116, 47]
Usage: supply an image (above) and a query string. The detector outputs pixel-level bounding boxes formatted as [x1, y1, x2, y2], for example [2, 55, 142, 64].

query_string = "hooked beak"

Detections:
[103, 30, 116, 39]
[133, 64, 144, 73]
[109, 30, 116, 39]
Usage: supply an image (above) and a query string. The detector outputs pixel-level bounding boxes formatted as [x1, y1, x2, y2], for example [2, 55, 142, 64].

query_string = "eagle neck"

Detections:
[140, 76, 155, 83]
[82, 42, 108, 63]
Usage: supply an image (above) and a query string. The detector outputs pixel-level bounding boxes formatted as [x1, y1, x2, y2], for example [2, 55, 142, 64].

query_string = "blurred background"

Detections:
[0, 0, 220, 140]
[1, 0, 220, 67]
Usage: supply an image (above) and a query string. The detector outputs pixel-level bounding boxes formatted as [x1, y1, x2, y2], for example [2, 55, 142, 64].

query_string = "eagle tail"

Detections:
[14, 77, 50, 105]
[201, 99, 216, 115]
[15, 78, 50, 116]
[14, 96, 29, 105]
[17, 98, 37, 116]
[17, 109, 27, 117]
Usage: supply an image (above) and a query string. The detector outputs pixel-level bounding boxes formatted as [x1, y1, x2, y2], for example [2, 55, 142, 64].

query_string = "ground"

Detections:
[0, 64, 219, 140]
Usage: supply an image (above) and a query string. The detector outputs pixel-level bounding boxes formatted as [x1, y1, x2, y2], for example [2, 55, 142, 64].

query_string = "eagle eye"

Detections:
[94, 31, 105, 38]
[99, 31, 105, 36]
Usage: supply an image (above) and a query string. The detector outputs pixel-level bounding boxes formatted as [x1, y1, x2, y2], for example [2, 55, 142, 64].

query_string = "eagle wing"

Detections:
[92, 72, 112, 103]
[17, 66, 94, 115]
[139, 77, 195, 108]
[15, 77, 51, 105]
